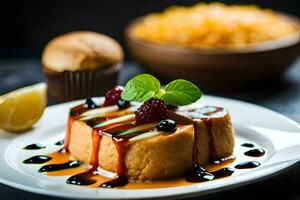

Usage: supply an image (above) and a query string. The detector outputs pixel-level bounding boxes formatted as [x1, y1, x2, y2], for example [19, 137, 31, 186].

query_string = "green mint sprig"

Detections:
[121, 74, 202, 106]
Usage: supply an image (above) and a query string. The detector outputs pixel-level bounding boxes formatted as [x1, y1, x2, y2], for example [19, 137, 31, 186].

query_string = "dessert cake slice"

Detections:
[62, 75, 235, 187]
[65, 99, 234, 182]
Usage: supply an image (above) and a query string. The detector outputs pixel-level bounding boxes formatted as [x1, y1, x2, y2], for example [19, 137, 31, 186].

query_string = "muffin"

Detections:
[42, 31, 123, 102]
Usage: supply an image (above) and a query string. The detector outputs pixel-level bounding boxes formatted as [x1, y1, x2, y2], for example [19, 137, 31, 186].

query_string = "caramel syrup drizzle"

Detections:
[185, 107, 235, 182]
[64, 102, 141, 187]
[64, 104, 89, 152]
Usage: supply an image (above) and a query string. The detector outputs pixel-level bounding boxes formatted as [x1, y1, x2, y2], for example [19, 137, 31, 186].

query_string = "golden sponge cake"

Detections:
[68, 104, 234, 182]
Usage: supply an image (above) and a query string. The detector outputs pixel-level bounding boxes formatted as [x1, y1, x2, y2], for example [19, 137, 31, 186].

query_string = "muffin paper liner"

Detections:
[44, 64, 121, 102]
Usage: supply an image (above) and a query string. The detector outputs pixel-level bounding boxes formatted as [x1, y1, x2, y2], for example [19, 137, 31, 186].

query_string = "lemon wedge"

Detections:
[0, 83, 47, 132]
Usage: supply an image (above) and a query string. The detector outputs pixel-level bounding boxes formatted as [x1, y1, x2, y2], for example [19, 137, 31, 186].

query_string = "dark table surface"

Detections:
[1, 59, 300, 200]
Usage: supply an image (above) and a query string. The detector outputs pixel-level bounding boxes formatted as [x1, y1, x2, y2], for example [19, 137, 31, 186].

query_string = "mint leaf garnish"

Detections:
[121, 74, 202, 106]
[121, 74, 160, 102]
[161, 79, 202, 106]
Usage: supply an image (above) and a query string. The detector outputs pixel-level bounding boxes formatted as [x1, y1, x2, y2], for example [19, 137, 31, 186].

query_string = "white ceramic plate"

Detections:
[1, 95, 300, 200]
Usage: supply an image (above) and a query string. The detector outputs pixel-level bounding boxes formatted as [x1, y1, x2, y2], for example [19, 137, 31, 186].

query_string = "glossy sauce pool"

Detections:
[29, 151, 237, 189]
[22, 138, 265, 189]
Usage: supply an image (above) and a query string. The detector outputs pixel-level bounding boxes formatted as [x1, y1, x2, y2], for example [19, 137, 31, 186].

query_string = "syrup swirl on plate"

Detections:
[244, 148, 265, 157]
[235, 161, 261, 169]
[241, 143, 255, 148]
[55, 140, 64, 146]
[23, 143, 45, 150]
[39, 161, 81, 172]
[23, 155, 52, 164]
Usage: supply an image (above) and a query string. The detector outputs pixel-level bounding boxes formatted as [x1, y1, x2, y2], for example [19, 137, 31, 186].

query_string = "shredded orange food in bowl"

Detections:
[132, 3, 299, 48]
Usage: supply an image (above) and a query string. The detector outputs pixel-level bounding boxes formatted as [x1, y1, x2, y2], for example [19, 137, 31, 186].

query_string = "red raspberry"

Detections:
[103, 86, 123, 106]
[135, 98, 168, 124]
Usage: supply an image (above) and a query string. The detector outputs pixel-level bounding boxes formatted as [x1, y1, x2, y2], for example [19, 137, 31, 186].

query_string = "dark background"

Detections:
[1, 1, 300, 200]
[1, 0, 299, 59]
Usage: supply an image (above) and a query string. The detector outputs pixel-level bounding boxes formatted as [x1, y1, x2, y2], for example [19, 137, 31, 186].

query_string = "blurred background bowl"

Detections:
[126, 14, 300, 91]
